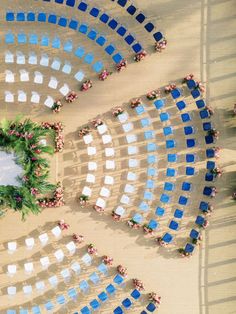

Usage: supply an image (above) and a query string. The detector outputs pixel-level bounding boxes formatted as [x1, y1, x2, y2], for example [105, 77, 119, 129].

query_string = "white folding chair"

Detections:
[48, 76, 58, 89]
[40, 256, 50, 269]
[105, 160, 115, 170]
[82, 186, 92, 197]
[118, 112, 128, 123]
[38, 233, 49, 246]
[31, 91, 40, 104]
[24, 262, 34, 274]
[100, 187, 110, 198]
[104, 175, 114, 185]
[5, 70, 15, 82]
[44, 96, 54, 108]
[128, 146, 138, 155]
[7, 286, 16, 297]
[128, 159, 139, 168]
[122, 122, 133, 132]
[97, 124, 107, 135]
[5, 91, 14, 102]
[62, 61, 72, 74]
[51, 58, 61, 70]
[105, 148, 115, 157]
[19, 69, 29, 81]
[18, 90, 27, 102]
[28, 51, 37, 64]
[5, 51, 14, 63]
[71, 261, 81, 275]
[87, 147, 96, 156]
[7, 264, 17, 276]
[126, 134, 137, 144]
[61, 268, 71, 282]
[96, 198, 106, 209]
[7, 241, 17, 254]
[34, 71, 43, 84]
[115, 206, 126, 217]
[23, 285, 32, 295]
[25, 237, 35, 249]
[35, 281, 45, 292]
[124, 184, 135, 194]
[127, 172, 137, 181]
[120, 194, 130, 205]
[83, 134, 93, 145]
[74, 71, 84, 81]
[59, 83, 70, 96]
[88, 162, 97, 171]
[16, 51, 25, 64]
[51, 226, 62, 238]
[81, 253, 92, 266]
[66, 241, 76, 255]
[102, 134, 112, 144]
[86, 173, 95, 183]
[48, 275, 58, 287]
[54, 249, 64, 262]
[40, 53, 49, 66]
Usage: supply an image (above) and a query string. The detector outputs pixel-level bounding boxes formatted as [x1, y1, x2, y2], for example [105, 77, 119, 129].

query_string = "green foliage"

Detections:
[0, 117, 57, 220]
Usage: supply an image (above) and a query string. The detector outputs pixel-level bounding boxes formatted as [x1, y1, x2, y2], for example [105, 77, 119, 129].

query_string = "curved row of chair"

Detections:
[6, 11, 124, 64]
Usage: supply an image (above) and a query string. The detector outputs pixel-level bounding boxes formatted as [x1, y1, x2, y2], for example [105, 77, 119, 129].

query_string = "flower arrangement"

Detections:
[65, 91, 78, 103]
[0, 117, 58, 219]
[112, 210, 121, 221]
[93, 204, 105, 213]
[88, 243, 98, 255]
[41, 122, 64, 153]
[149, 292, 162, 305]
[146, 90, 161, 100]
[127, 219, 141, 229]
[196, 81, 205, 92]
[143, 224, 154, 235]
[133, 278, 145, 291]
[38, 182, 64, 208]
[102, 255, 114, 266]
[210, 167, 222, 178]
[116, 59, 128, 72]
[112, 107, 124, 117]
[117, 265, 128, 277]
[57, 219, 70, 230]
[78, 126, 90, 137]
[51, 100, 63, 113]
[178, 248, 191, 258]
[81, 80, 93, 91]
[134, 50, 147, 62]
[155, 38, 167, 53]
[78, 194, 89, 207]
[99, 69, 112, 81]
[91, 119, 103, 129]
[165, 84, 177, 93]
[72, 233, 84, 244]
[130, 98, 142, 108]
[192, 234, 203, 245]
[156, 237, 167, 247]
[183, 73, 195, 83]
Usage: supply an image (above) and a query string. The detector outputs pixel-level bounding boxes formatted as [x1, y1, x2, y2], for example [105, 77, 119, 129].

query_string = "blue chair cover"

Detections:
[176, 100, 186, 111]
[141, 118, 150, 127]
[125, 34, 135, 45]
[136, 13, 146, 23]
[117, 26, 127, 36]
[196, 99, 205, 109]
[38, 12, 46, 22]
[148, 219, 158, 230]
[205, 135, 214, 144]
[90, 299, 100, 310]
[105, 44, 116, 55]
[131, 289, 141, 299]
[66, 0, 75, 6]
[178, 195, 188, 205]
[168, 154, 177, 162]
[48, 14, 57, 24]
[97, 262, 108, 275]
[147, 168, 156, 176]
[18, 33, 27, 44]
[155, 207, 165, 216]
[69, 19, 78, 30]
[57, 295, 66, 304]
[146, 303, 156, 312]
[206, 148, 215, 158]
[78, 2, 88, 11]
[118, 0, 127, 7]
[93, 61, 104, 73]
[186, 166, 195, 176]
[98, 291, 108, 302]
[81, 306, 91, 314]
[205, 173, 214, 181]
[199, 201, 208, 211]
[182, 182, 192, 191]
[154, 99, 165, 109]
[5, 32, 14, 44]
[203, 186, 213, 196]
[195, 215, 205, 225]
[181, 113, 191, 123]
[27, 12, 35, 21]
[146, 179, 155, 188]
[166, 168, 176, 177]
[106, 284, 116, 295]
[74, 47, 85, 58]
[153, 32, 163, 41]
[163, 126, 173, 136]
[166, 140, 176, 149]
[200, 109, 210, 119]
[32, 306, 41, 314]
[147, 143, 157, 152]
[84, 53, 94, 64]
[169, 220, 179, 230]
[122, 298, 132, 308]
[90, 8, 100, 17]
[186, 154, 195, 163]
[79, 24, 88, 34]
[174, 209, 184, 219]
[51, 36, 60, 48]
[132, 43, 143, 53]
[191, 88, 201, 99]
[58, 17, 67, 27]
[139, 202, 149, 212]
[190, 229, 199, 239]
[109, 19, 118, 29]
[41, 35, 50, 47]
[184, 126, 194, 135]
[145, 22, 154, 32]
[160, 193, 170, 203]
[171, 88, 181, 99]
[88, 29, 97, 40]
[17, 12, 25, 21]
[133, 213, 143, 223]
[164, 182, 175, 191]
[100, 13, 109, 23]
[145, 131, 154, 140]
[113, 53, 123, 63]
[144, 191, 153, 200]
[6, 12, 14, 21]
[19, 310, 28, 314]
[68, 288, 77, 299]
[127, 5, 136, 15]
[64, 40, 73, 52]
[186, 138, 196, 148]
[160, 112, 170, 122]
[89, 272, 100, 284]
[203, 122, 212, 131]
[162, 232, 174, 243]
[147, 155, 157, 164]
[114, 306, 124, 314]
[187, 79, 197, 89]
[185, 243, 194, 253]
[45, 301, 54, 310]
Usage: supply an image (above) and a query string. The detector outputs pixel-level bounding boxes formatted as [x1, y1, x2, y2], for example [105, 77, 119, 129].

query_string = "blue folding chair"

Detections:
[17, 12, 25, 21]
[100, 13, 109, 23]
[205, 135, 214, 144]
[190, 229, 199, 240]
[106, 284, 116, 295]
[127, 5, 137, 15]
[147, 155, 157, 164]
[186, 138, 196, 148]
[51, 36, 60, 48]
[57, 295, 66, 305]
[78, 2, 88, 11]
[5, 32, 14, 44]
[29, 33, 38, 44]
[6, 12, 14, 21]
[98, 291, 108, 302]
[114, 306, 124, 314]
[18, 33, 27, 44]
[154, 99, 165, 109]
[191, 88, 201, 99]
[186, 153, 196, 163]
[169, 220, 179, 231]
[148, 219, 158, 230]
[27, 12, 35, 21]
[69, 19, 78, 30]
[147, 168, 156, 176]
[207, 161, 216, 170]
[171, 88, 181, 99]
[163, 126, 173, 136]
[146, 179, 155, 189]
[166, 168, 176, 177]
[200, 109, 210, 119]
[90, 8, 100, 17]
[181, 113, 191, 123]
[147, 143, 157, 152]
[174, 209, 184, 219]
[153, 31, 163, 41]
[179, 195, 188, 206]
[90, 299, 100, 311]
[45, 301, 54, 311]
[203, 186, 213, 196]
[97, 263, 108, 275]
[160, 112, 170, 122]
[113, 274, 124, 285]
[38, 12, 46, 22]
[88, 29, 97, 40]
[79, 23, 88, 34]
[145, 131, 154, 140]
[145, 22, 155, 32]
[125, 34, 135, 45]
[166, 139, 176, 149]
[74, 47, 85, 58]
[182, 182, 192, 191]
[84, 53, 94, 64]
[168, 154, 178, 162]
[164, 182, 175, 191]
[109, 19, 118, 29]
[186, 166, 195, 176]
[144, 191, 153, 200]
[116, 26, 127, 37]
[160, 193, 170, 203]
[136, 105, 145, 115]
[205, 172, 214, 181]
[206, 148, 215, 158]
[185, 243, 195, 253]
[118, 0, 127, 7]
[66, 0, 75, 6]
[132, 42, 143, 53]
[113, 53, 123, 63]
[131, 289, 141, 299]
[41, 34, 49, 46]
[68, 288, 77, 300]
[122, 298, 132, 309]
[138, 201, 149, 211]
[48, 14, 57, 24]
[93, 61, 104, 73]
[199, 201, 208, 212]
[81, 306, 91, 314]
[176, 100, 186, 111]
[58, 17, 67, 27]
[162, 232, 173, 243]
[155, 207, 165, 216]
[89, 272, 100, 284]
[196, 99, 205, 109]
[79, 280, 89, 293]
[141, 118, 151, 127]
[184, 126, 195, 135]
[195, 215, 205, 226]
[187, 80, 197, 89]
[136, 13, 146, 23]
[203, 122, 212, 131]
